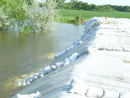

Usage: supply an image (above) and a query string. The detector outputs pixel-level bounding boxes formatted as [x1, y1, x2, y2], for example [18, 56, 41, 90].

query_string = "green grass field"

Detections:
[58, 9, 130, 24]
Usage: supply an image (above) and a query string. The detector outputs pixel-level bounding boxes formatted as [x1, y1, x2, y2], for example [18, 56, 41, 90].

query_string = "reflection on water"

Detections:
[0, 23, 84, 98]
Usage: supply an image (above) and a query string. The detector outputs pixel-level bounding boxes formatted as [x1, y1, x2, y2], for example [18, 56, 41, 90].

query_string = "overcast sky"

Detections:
[65, 0, 130, 6]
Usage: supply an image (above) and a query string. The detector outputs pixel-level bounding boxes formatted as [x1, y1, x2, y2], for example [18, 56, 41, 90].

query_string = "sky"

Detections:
[65, 0, 130, 6]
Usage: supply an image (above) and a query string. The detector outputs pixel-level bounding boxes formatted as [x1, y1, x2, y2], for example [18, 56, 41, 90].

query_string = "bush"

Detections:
[26, 0, 57, 33]
[0, 0, 57, 34]
[0, 8, 10, 30]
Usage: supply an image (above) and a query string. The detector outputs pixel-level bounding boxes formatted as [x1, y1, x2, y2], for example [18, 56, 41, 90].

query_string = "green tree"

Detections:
[91, 4, 96, 10]
[77, 1, 83, 10]
[56, 0, 65, 8]
[70, 0, 78, 9]
[70, 0, 78, 3]
[82, 3, 88, 10]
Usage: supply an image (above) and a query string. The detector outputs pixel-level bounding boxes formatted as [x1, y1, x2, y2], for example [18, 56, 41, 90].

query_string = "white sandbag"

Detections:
[120, 92, 130, 98]
[64, 58, 70, 65]
[29, 74, 35, 79]
[61, 50, 67, 54]
[73, 39, 81, 46]
[21, 79, 27, 86]
[29, 75, 35, 81]
[26, 81, 31, 85]
[21, 76, 35, 86]
[56, 62, 64, 68]
[69, 56, 75, 62]
[51, 65, 57, 70]
[43, 66, 52, 74]
[86, 87, 103, 97]
[17, 91, 40, 98]
[77, 40, 83, 45]
[67, 53, 78, 63]
[70, 45, 75, 49]
[34, 73, 40, 79]
[69, 79, 88, 96]
[54, 54, 59, 58]
[67, 48, 70, 51]
[72, 53, 79, 59]
[18, 81, 22, 86]
[25, 78, 32, 85]
[22, 78, 31, 85]
[102, 89, 119, 98]
[54, 52, 62, 58]
[39, 71, 44, 77]
[72, 44, 77, 48]
[27, 78, 34, 83]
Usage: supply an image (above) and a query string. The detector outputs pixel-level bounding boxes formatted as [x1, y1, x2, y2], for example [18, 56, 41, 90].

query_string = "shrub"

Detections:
[25, 0, 57, 33]
[0, 0, 57, 34]
[0, 8, 10, 30]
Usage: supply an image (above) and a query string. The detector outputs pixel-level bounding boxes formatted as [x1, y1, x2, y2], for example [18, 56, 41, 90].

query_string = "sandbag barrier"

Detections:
[18, 37, 88, 87]
[54, 18, 105, 60]
[54, 37, 84, 59]
[17, 31, 88, 87]
[54, 18, 98, 59]
[18, 52, 79, 86]
[16, 17, 101, 86]
[69, 79, 130, 98]
[17, 28, 89, 87]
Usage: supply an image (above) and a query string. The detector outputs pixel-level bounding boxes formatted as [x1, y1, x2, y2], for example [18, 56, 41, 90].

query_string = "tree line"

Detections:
[56, 0, 130, 12]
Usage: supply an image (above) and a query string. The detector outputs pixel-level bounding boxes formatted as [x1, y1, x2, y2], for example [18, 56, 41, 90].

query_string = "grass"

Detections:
[57, 9, 130, 24]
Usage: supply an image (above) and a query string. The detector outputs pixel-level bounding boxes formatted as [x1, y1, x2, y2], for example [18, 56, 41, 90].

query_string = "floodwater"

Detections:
[0, 23, 84, 98]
